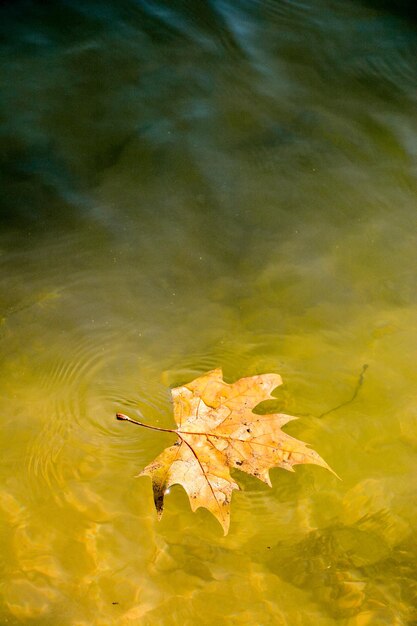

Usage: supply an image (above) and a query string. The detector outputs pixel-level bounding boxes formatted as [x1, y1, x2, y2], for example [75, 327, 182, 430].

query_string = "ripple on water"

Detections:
[26, 326, 155, 499]
[160, 341, 287, 388]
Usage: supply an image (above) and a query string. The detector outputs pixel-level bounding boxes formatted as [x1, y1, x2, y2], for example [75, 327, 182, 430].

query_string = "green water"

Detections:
[1, 0, 417, 624]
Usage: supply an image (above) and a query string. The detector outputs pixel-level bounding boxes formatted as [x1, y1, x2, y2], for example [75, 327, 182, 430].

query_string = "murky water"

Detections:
[1, 0, 417, 623]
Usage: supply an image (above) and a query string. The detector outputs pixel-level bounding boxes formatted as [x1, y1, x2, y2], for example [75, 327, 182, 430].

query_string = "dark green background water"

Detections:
[1, 1, 417, 624]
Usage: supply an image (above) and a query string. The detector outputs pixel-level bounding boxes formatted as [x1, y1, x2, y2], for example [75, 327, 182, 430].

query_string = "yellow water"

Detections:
[1, 0, 417, 624]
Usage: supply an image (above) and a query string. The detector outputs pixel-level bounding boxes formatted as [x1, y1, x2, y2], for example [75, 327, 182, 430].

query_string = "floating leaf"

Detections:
[117, 368, 335, 533]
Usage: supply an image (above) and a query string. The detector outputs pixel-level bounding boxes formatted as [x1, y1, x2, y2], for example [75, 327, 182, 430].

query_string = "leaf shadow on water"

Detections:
[266, 512, 417, 623]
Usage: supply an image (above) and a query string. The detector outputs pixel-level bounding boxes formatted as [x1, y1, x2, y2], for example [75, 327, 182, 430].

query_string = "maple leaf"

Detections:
[116, 368, 335, 534]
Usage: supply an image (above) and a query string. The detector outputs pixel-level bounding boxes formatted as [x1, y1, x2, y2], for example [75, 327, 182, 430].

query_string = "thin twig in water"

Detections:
[318, 363, 368, 418]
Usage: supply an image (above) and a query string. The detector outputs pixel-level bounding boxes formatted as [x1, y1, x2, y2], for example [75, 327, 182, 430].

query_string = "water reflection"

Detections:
[1, 0, 417, 624]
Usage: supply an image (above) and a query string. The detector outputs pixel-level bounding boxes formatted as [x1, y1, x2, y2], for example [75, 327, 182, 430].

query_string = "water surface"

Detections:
[1, 1, 417, 624]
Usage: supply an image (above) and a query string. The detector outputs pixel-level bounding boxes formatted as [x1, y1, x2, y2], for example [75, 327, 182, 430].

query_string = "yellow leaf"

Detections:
[117, 368, 336, 534]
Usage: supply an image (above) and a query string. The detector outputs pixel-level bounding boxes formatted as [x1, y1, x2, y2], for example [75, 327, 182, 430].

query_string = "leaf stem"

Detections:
[116, 413, 176, 434]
